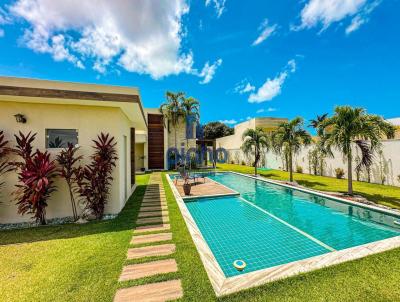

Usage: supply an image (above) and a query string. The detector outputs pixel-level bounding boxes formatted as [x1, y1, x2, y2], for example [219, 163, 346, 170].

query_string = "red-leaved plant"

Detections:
[57, 143, 82, 221]
[12, 132, 58, 225]
[0, 131, 12, 195]
[76, 133, 117, 219]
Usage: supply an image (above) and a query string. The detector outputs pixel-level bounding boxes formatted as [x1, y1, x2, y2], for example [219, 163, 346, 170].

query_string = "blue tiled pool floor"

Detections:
[186, 196, 329, 277]
[184, 173, 400, 277]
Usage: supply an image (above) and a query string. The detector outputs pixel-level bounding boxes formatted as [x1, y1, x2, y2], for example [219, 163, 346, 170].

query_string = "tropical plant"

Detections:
[12, 132, 57, 225]
[49, 136, 64, 148]
[160, 91, 186, 168]
[241, 127, 270, 175]
[75, 133, 117, 219]
[308, 147, 319, 175]
[0, 131, 12, 196]
[335, 168, 345, 179]
[159, 91, 186, 149]
[309, 113, 329, 176]
[202, 121, 234, 139]
[377, 149, 389, 185]
[181, 96, 200, 146]
[272, 117, 312, 182]
[319, 106, 394, 194]
[57, 143, 83, 221]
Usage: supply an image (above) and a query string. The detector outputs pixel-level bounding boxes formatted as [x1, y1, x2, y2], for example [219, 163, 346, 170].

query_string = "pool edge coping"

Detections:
[166, 172, 400, 297]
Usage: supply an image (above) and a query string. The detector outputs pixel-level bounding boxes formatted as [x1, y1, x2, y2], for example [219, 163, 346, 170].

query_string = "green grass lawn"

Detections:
[2, 171, 400, 301]
[0, 174, 150, 302]
[216, 163, 400, 210]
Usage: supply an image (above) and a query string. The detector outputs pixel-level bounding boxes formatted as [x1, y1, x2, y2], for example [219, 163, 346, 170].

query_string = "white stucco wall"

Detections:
[0, 101, 134, 224]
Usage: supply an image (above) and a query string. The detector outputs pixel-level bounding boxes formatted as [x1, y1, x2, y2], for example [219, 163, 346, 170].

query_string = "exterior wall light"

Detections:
[14, 114, 27, 123]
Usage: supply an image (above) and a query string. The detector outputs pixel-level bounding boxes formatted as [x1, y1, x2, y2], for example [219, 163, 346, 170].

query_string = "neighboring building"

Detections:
[386, 118, 400, 139]
[216, 117, 288, 165]
[0, 76, 198, 224]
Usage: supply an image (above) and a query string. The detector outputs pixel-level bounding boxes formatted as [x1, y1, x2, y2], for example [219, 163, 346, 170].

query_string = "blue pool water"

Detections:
[184, 172, 400, 277]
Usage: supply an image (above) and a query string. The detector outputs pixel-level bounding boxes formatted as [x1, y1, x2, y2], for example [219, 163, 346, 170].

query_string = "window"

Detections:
[46, 129, 78, 148]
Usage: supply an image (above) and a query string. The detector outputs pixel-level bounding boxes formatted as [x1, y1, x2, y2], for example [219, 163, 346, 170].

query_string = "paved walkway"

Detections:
[114, 173, 183, 302]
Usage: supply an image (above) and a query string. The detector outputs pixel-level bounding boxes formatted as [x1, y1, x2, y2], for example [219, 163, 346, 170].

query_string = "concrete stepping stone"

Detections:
[131, 232, 172, 245]
[139, 206, 168, 212]
[127, 243, 175, 259]
[118, 259, 178, 282]
[136, 216, 169, 225]
[142, 197, 167, 201]
[138, 211, 168, 218]
[114, 279, 182, 302]
[141, 202, 167, 207]
[134, 224, 170, 234]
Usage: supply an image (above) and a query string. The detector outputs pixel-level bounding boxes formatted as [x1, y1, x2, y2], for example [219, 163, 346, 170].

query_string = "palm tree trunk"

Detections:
[255, 147, 258, 176]
[289, 148, 293, 182]
[174, 124, 178, 169]
[347, 151, 353, 195]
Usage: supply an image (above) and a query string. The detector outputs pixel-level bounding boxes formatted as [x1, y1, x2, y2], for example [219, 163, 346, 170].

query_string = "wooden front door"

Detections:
[130, 128, 135, 185]
[148, 114, 164, 170]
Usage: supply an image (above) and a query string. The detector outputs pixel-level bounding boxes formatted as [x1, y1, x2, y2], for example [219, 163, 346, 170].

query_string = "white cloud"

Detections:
[7, 0, 220, 81]
[296, 0, 366, 31]
[248, 60, 296, 103]
[257, 107, 277, 114]
[234, 80, 255, 94]
[205, 0, 226, 18]
[219, 119, 237, 125]
[345, 15, 365, 34]
[198, 58, 222, 84]
[252, 19, 277, 46]
[345, 0, 381, 34]
[0, 8, 11, 37]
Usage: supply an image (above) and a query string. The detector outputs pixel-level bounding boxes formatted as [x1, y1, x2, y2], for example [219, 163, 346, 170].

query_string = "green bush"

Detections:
[335, 168, 345, 179]
[296, 165, 303, 173]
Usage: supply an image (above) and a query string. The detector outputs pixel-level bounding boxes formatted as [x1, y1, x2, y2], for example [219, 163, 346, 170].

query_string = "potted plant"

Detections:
[183, 177, 191, 195]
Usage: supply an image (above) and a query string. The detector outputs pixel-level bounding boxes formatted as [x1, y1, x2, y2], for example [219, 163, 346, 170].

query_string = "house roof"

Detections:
[0, 76, 147, 130]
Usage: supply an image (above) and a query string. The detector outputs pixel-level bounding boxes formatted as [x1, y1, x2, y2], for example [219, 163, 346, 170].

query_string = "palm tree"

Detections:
[241, 127, 270, 175]
[159, 91, 185, 148]
[272, 117, 312, 182]
[160, 92, 185, 168]
[181, 96, 200, 147]
[319, 106, 395, 194]
[309, 113, 329, 175]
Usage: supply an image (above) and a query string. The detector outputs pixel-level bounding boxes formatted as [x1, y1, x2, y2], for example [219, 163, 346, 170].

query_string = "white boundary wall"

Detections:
[219, 139, 400, 187]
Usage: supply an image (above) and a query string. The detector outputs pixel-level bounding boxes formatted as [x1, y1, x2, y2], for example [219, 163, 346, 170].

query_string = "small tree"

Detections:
[76, 133, 117, 219]
[202, 122, 234, 139]
[272, 117, 311, 182]
[241, 128, 270, 175]
[57, 143, 83, 221]
[12, 132, 57, 225]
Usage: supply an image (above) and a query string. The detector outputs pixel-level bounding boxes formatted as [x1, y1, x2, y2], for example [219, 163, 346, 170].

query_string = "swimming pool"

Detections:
[168, 172, 400, 295]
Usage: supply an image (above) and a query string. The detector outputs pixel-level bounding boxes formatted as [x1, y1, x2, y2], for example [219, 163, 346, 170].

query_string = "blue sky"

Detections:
[0, 0, 399, 126]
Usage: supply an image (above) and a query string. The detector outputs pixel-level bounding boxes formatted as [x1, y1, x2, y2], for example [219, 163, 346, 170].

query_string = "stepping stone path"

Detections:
[114, 173, 183, 302]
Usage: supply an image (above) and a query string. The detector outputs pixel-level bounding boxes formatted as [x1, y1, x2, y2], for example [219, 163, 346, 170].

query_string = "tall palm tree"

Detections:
[160, 92, 186, 168]
[272, 117, 312, 182]
[241, 127, 270, 175]
[159, 91, 186, 150]
[320, 106, 395, 194]
[309, 113, 329, 175]
[181, 96, 200, 147]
